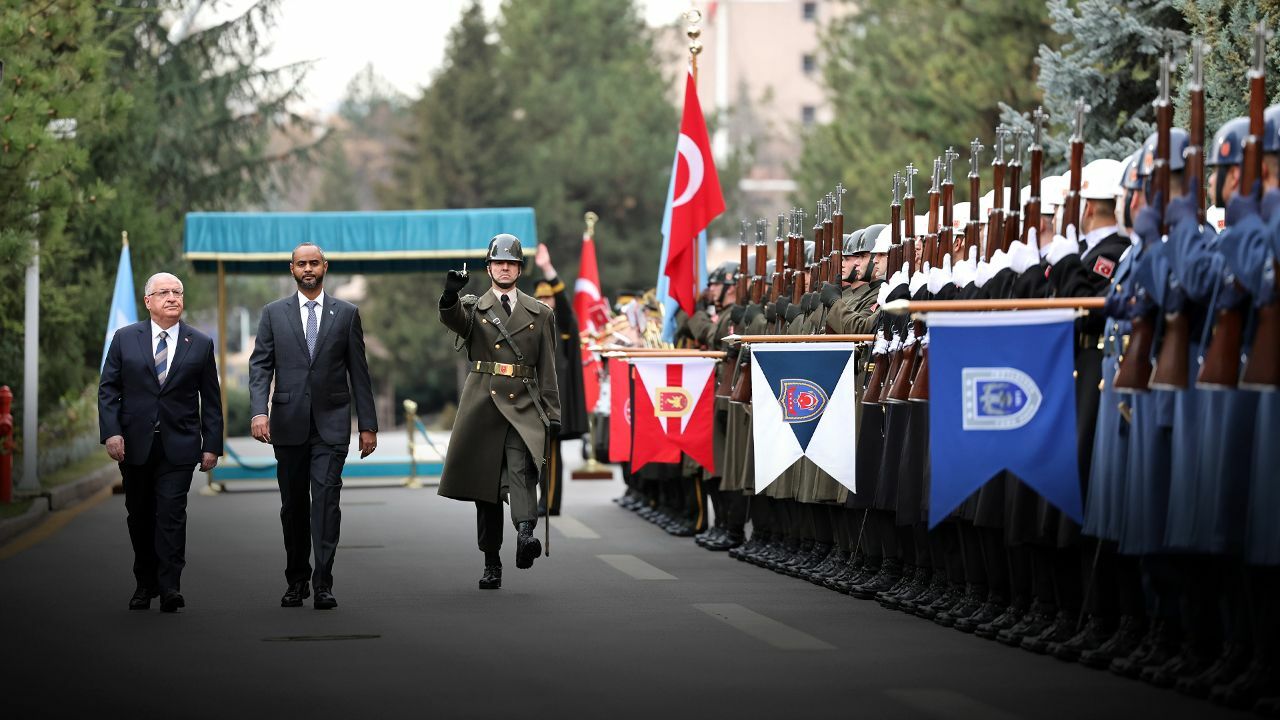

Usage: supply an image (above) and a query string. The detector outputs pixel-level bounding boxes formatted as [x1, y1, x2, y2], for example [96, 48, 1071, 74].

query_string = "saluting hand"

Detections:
[445, 269, 470, 295]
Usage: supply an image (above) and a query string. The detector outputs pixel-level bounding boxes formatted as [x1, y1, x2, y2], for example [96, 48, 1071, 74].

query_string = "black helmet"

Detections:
[486, 233, 524, 264]
[843, 228, 869, 255]
[709, 260, 740, 285]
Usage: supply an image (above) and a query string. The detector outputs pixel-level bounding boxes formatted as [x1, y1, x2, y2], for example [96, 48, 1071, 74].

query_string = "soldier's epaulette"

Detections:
[461, 293, 480, 304]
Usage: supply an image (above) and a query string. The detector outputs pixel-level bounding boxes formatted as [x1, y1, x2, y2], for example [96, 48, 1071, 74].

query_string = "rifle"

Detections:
[925, 157, 941, 268]
[987, 125, 1008, 261]
[966, 138, 984, 258]
[1206, 23, 1271, 388]
[736, 221, 750, 309]
[822, 192, 836, 282]
[772, 216, 786, 310]
[1062, 98, 1089, 236]
[1023, 108, 1046, 244]
[1115, 53, 1173, 392]
[941, 147, 958, 262]
[832, 184, 847, 273]
[909, 158, 945, 403]
[904, 162, 919, 264]
[1004, 129, 1025, 252]
[863, 173, 902, 405]
[751, 219, 767, 304]
[1152, 41, 1204, 390]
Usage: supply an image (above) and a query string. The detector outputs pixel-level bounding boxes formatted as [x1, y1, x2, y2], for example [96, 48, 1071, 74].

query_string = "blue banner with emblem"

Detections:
[926, 309, 1081, 529]
[750, 343, 859, 493]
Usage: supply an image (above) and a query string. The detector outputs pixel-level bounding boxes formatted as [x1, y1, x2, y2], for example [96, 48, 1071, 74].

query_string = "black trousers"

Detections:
[121, 432, 195, 592]
[274, 419, 347, 588]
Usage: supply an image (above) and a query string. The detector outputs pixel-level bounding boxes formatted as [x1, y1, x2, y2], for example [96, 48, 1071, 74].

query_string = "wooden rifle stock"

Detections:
[966, 138, 983, 259]
[1004, 131, 1023, 252]
[987, 127, 1007, 261]
[1024, 110, 1045, 244]
[1153, 44, 1204, 390]
[1201, 28, 1267, 389]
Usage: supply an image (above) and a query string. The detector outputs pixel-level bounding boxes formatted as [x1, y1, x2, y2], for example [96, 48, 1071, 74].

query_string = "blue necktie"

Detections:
[305, 301, 318, 359]
[154, 331, 169, 385]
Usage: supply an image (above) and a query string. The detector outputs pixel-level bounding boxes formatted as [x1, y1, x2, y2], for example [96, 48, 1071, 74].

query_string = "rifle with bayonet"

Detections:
[1004, 129, 1024, 252]
[1211, 23, 1276, 388]
[966, 139, 984, 258]
[1152, 41, 1205, 390]
[941, 147, 957, 263]
[1115, 53, 1173, 392]
[909, 157, 945, 403]
[832, 184, 847, 273]
[987, 126, 1008, 261]
[1062, 99, 1088, 236]
[1023, 108, 1046, 245]
[863, 174, 902, 405]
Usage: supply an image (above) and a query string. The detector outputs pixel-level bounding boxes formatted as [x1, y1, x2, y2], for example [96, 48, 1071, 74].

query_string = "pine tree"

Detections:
[1000, 0, 1188, 170]
[796, 0, 1054, 227]
[1181, 1, 1280, 135]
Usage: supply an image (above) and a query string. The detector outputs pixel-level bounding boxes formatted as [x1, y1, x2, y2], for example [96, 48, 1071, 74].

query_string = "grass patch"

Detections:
[41, 453, 114, 489]
[0, 498, 35, 520]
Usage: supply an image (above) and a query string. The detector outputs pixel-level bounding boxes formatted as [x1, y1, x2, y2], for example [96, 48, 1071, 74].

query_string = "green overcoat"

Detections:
[438, 288, 561, 504]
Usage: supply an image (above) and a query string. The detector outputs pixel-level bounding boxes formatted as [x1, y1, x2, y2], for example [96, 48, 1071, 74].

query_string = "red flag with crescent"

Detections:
[662, 68, 725, 317]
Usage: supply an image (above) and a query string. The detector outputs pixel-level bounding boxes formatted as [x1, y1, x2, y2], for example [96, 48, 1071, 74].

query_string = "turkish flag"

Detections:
[575, 230, 609, 412]
[629, 357, 717, 473]
[607, 357, 632, 463]
[663, 68, 725, 316]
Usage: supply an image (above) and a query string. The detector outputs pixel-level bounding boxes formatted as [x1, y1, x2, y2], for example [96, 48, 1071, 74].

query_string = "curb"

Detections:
[0, 498, 50, 546]
[46, 463, 118, 511]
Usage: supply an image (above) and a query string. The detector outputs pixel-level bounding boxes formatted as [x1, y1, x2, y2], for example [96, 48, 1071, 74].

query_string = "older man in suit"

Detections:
[249, 242, 378, 610]
[99, 272, 223, 613]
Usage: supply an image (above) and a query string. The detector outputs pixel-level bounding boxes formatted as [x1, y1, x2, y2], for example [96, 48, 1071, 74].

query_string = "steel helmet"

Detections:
[868, 224, 892, 254]
[485, 233, 524, 264]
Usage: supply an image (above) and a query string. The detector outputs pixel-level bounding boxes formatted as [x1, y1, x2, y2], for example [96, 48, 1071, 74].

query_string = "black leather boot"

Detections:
[479, 564, 502, 590]
[516, 521, 542, 569]
[1079, 615, 1145, 669]
[1177, 643, 1252, 698]
[1049, 614, 1112, 662]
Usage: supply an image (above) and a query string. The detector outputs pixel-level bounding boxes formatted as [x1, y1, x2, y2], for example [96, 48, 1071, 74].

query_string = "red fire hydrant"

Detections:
[0, 386, 14, 504]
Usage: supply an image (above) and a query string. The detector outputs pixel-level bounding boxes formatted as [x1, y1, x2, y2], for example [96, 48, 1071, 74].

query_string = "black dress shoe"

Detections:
[159, 590, 185, 613]
[313, 587, 337, 610]
[479, 564, 502, 590]
[129, 586, 159, 611]
[281, 580, 311, 607]
[516, 520, 542, 569]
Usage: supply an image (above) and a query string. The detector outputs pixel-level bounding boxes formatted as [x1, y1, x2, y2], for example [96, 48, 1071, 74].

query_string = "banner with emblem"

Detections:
[607, 357, 632, 463]
[926, 309, 1082, 528]
[749, 343, 859, 493]
[629, 356, 716, 473]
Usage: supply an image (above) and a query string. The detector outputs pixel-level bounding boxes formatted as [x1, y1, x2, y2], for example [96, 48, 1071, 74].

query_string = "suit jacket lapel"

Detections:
[284, 297, 310, 361]
[135, 324, 161, 390]
[311, 301, 340, 362]
[160, 322, 193, 391]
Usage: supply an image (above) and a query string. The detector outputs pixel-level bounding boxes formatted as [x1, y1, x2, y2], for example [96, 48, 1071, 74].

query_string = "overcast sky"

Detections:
[209, 0, 693, 113]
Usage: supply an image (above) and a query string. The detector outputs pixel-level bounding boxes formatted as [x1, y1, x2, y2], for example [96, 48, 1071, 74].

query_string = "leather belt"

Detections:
[471, 360, 535, 378]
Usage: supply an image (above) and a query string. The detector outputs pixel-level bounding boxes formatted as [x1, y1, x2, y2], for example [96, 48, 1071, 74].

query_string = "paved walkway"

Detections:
[0, 446, 1237, 719]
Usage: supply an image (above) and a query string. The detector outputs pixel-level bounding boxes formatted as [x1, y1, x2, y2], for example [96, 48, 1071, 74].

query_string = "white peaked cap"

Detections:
[1040, 175, 1067, 211]
[1079, 158, 1125, 200]
[951, 202, 971, 230]
[979, 187, 1012, 215]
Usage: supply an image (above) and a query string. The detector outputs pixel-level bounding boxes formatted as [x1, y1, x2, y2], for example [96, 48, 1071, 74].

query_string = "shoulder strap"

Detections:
[484, 307, 526, 364]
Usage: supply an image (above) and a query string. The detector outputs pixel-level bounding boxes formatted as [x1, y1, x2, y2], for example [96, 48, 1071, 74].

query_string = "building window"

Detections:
[801, 105, 816, 127]
[802, 2, 817, 21]
[802, 54, 816, 74]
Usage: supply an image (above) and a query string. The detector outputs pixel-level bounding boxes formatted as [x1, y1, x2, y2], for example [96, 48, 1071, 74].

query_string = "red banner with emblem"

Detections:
[607, 357, 632, 463]
[628, 357, 717, 473]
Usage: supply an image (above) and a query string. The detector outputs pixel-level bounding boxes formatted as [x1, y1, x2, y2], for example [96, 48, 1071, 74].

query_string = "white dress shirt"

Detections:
[150, 319, 180, 358]
[491, 287, 516, 311]
[298, 290, 326, 334]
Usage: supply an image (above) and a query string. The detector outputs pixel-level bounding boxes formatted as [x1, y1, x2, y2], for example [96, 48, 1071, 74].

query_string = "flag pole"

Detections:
[686, 6, 704, 313]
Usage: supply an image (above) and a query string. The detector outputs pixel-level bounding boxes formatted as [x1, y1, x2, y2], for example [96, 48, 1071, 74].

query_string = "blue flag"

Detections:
[749, 343, 859, 493]
[101, 242, 137, 371]
[926, 309, 1081, 528]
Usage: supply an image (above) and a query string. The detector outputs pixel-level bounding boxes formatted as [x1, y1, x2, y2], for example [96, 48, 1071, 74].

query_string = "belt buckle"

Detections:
[494, 362, 515, 377]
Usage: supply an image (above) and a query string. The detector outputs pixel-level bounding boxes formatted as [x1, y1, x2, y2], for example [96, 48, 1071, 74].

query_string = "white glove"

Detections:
[990, 248, 1011, 273]
[927, 254, 952, 294]
[919, 329, 930, 348]
[909, 264, 929, 296]
[888, 262, 909, 291]
[876, 281, 890, 307]
[871, 335, 888, 355]
[1045, 226, 1080, 265]
[1007, 240, 1036, 273]
[974, 259, 995, 288]
[952, 247, 977, 287]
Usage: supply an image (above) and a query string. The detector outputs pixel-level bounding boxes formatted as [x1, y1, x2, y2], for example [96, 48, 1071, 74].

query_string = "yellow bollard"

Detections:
[403, 399, 423, 489]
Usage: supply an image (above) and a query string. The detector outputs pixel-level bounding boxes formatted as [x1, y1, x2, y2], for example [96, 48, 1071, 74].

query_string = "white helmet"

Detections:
[1040, 174, 1067, 212]
[1079, 158, 1125, 200]
[870, 224, 893, 253]
[951, 202, 970, 231]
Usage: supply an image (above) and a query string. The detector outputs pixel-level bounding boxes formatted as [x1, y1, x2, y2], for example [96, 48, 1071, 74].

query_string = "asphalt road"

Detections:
[0, 452, 1242, 720]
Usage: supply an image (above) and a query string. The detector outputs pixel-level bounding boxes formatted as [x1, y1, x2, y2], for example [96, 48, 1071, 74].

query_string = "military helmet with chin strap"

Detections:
[485, 233, 524, 264]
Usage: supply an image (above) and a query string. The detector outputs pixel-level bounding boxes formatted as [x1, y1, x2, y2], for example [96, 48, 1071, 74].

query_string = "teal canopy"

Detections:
[183, 207, 538, 274]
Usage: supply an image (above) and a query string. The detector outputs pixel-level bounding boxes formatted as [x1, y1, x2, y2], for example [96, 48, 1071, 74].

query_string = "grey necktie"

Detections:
[155, 331, 169, 385]
[305, 301, 318, 359]
[501, 294, 512, 316]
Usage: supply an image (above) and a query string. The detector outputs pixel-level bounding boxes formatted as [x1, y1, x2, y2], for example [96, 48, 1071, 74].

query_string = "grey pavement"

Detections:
[0, 446, 1242, 720]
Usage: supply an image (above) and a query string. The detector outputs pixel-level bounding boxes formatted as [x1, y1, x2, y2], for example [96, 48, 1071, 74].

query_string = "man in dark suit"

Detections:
[99, 272, 223, 613]
[249, 242, 378, 610]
